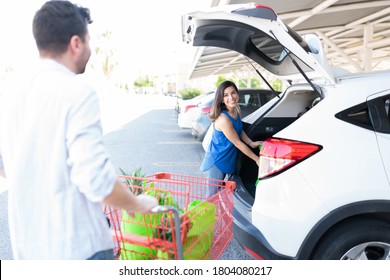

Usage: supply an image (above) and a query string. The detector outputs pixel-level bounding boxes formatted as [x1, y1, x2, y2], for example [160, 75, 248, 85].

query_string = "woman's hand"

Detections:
[249, 140, 263, 149]
[255, 155, 260, 166]
[240, 131, 263, 149]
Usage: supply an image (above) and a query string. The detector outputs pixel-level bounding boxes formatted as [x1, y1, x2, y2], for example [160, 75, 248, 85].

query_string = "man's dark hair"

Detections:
[33, 0, 92, 54]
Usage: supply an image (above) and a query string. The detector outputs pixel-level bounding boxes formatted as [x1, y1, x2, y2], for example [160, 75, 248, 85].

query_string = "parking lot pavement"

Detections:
[0, 177, 7, 193]
[0, 177, 13, 260]
[99, 91, 178, 135]
[0, 93, 254, 260]
[0, 190, 13, 260]
[101, 93, 254, 260]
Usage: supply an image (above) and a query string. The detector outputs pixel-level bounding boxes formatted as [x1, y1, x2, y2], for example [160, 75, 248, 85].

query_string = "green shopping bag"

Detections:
[120, 211, 157, 260]
[156, 200, 216, 260]
[121, 190, 178, 260]
[183, 200, 216, 260]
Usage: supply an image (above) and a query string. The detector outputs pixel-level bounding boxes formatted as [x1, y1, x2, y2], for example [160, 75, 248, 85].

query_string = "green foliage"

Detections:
[238, 77, 261, 88]
[179, 88, 202, 100]
[216, 76, 263, 89]
[272, 79, 284, 91]
[119, 167, 147, 194]
[238, 80, 246, 88]
[215, 75, 226, 87]
[94, 31, 118, 79]
[215, 76, 237, 88]
[134, 77, 154, 87]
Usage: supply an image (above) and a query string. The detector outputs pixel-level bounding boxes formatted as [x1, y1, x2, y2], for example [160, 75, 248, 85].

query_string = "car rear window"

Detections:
[250, 33, 286, 62]
[336, 95, 390, 133]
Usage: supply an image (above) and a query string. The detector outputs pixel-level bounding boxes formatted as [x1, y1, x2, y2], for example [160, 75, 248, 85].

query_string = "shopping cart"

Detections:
[104, 172, 235, 260]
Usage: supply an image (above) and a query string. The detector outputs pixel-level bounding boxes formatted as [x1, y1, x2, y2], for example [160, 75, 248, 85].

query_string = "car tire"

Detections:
[312, 218, 390, 260]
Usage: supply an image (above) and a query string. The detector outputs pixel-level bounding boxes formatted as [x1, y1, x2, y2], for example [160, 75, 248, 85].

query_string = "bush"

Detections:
[179, 88, 202, 100]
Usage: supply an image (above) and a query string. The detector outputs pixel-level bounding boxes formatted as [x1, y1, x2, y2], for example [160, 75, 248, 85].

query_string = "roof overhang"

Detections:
[187, 0, 390, 79]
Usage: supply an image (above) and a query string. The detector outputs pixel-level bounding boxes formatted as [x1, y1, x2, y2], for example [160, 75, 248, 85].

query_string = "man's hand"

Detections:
[130, 194, 159, 215]
[104, 180, 158, 217]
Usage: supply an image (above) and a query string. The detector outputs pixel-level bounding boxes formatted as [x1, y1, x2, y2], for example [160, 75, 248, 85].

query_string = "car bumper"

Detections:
[191, 114, 211, 140]
[231, 176, 293, 260]
[177, 112, 192, 128]
[232, 208, 292, 260]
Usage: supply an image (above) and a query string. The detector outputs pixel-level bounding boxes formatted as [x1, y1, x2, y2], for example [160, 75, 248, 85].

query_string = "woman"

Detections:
[201, 81, 262, 197]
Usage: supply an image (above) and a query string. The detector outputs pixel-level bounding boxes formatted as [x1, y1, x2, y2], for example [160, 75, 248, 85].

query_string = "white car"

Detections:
[183, 3, 390, 260]
[177, 91, 215, 129]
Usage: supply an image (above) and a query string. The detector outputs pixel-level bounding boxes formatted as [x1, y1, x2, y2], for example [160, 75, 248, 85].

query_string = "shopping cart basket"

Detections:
[104, 172, 235, 260]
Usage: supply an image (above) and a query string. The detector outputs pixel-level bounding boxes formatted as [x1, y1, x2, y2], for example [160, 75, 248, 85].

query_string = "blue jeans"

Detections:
[206, 165, 226, 198]
[87, 249, 115, 260]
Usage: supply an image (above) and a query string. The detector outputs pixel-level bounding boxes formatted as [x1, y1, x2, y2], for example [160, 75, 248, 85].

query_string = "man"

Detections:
[0, 0, 157, 259]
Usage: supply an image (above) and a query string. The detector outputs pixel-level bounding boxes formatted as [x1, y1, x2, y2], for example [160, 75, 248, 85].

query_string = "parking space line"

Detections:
[152, 162, 200, 167]
[157, 141, 201, 145]
[163, 129, 192, 133]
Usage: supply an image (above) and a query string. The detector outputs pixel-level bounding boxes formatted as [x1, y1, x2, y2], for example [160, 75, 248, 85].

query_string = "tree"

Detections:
[238, 77, 261, 88]
[179, 88, 202, 100]
[215, 75, 226, 88]
[272, 79, 283, 91]
[92, 31, 118, 79]
[215, 75, 261, 89]
[134, 76, 154, 88]
[215, 75, 237, 88]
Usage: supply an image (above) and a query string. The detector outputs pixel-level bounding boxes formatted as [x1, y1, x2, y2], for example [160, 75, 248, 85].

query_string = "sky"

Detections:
[0, 0, 211, 77]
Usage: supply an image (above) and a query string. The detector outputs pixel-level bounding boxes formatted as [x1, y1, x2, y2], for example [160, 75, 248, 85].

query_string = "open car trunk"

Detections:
[236, 85, 320, 198]
[182, 3, 334, 200]
[182, 3, 334, 85]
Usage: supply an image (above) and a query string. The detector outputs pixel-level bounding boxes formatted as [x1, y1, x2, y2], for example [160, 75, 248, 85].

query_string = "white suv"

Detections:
[182, 3, 390, 260]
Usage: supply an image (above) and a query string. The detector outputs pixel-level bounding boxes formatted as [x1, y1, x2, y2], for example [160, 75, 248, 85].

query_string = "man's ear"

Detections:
[69, 35, 82, 55]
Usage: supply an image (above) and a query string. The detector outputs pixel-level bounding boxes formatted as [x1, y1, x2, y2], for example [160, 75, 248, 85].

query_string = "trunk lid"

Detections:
[182, 3, 335, 85]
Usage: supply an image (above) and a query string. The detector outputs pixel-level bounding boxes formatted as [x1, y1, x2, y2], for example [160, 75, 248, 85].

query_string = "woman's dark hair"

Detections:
[208, 80, 240, 122]
[32, 0, 92, 54]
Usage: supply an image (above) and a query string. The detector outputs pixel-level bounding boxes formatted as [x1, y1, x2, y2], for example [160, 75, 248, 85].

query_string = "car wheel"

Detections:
[312, 218, 390, 260]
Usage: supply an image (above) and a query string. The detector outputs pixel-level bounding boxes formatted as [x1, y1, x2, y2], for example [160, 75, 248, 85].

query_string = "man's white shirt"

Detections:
[0, 59, 117, 259]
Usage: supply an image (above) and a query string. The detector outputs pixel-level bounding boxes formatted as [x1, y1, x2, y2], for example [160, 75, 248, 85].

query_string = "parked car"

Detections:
[192, 88, 275, 141]
[177, 91, 214, 129]
[183, 3, 390, 260]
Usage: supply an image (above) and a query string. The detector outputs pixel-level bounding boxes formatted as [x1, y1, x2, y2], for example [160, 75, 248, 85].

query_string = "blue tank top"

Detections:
[200, 110, 243, 174]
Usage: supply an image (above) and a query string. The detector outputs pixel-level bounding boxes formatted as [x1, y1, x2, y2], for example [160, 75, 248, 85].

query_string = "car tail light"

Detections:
[201, 106, 211, 114]
[258, 138, 322, 179]
[184, 105, 196, 113]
